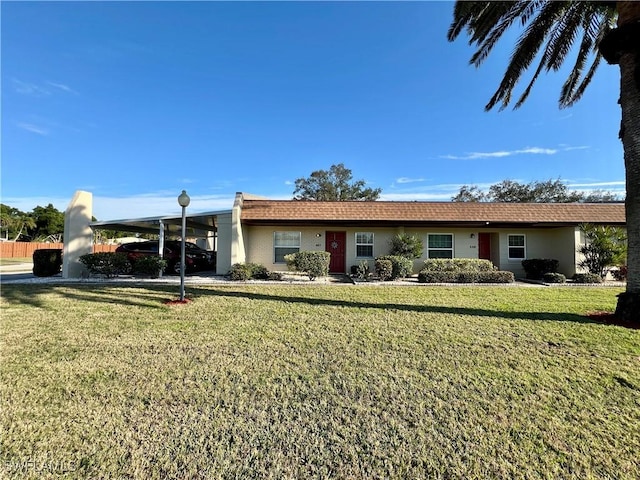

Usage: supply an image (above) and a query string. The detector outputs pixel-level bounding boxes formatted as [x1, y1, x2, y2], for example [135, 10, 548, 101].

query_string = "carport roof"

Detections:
[90, 209, 231, 236]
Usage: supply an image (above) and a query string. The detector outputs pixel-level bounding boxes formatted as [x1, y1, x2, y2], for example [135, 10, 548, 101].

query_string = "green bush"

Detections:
[611, 266, 627, 281]
[132, 255, 167, 277]
[351, 260, 370, 280]
[376, 255, 413, 280]
[543, 272, 566, 284]
[572, 273, 603, 284]
[247, 263, 270, 280]
[375, 259, 393, 281]
[389, 233, 424, 259]
[418, 270, 514, 284]
[32, 249, 62, 277]
[284, 251, 330, 280]
[79, 252, 131, 278]
[228, 262, 277, 281]
[422, 258, 495, 272]
[267, 271, 284, 281]
[417, 271, 458, 283]
[521, 259, 559, 280]
[228, 263, 250, 281]
[457, 271, 478, 283]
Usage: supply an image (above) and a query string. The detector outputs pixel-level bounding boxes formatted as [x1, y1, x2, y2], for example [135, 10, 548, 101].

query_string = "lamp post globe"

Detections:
[177, 190, 190, 301]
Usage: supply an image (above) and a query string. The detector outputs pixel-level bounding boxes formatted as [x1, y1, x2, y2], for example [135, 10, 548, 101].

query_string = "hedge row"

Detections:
[522, 259, 559, 280]
[228, 263, 283, 281]
[422, 259, 495, 272]
[418, 270, 515, 284]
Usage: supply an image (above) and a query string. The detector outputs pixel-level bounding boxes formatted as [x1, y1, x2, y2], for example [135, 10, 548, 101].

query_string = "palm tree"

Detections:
[448, 1, 640, 323]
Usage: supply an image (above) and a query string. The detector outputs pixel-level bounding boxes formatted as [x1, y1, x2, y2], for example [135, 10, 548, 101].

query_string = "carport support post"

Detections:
[158, 221, 165, 277]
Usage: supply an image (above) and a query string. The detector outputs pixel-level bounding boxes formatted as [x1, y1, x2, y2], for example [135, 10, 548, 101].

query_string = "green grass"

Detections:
[0, 257, 31, 266]
[1, 284, 638, 479]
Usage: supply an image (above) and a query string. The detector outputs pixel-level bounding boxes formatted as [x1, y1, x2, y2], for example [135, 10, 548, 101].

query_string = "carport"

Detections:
[90, 209, 233, 275]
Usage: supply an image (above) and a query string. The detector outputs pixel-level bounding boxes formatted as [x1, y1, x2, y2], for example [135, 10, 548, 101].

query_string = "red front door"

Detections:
[478, 232, 491, 260]
[325, 231, 346, 273]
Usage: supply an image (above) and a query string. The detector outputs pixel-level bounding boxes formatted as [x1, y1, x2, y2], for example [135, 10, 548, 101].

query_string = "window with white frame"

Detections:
[274, 231, 301, 263]
[427, 234, 453, 258]
[355, 232, 374, 258]
[508, 234, 526, 260]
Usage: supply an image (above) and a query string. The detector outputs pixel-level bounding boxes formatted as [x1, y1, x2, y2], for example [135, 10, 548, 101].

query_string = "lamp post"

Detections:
[177, 190, 190, 301]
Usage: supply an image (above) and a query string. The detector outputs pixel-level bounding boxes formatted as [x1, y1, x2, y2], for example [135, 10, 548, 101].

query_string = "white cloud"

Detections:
[12, 78, 50, 96]
[442, 147, 558, 160]
[17, 122, 49, 135]
[46, 81, 79, 95]
[395, 177, 425, 184]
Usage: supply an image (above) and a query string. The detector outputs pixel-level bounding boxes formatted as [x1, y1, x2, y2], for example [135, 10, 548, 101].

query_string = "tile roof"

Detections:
[240, 199, 625, 226]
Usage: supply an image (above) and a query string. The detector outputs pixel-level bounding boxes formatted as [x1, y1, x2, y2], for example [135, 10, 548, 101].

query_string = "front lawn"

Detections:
[1, 284, 638, 479]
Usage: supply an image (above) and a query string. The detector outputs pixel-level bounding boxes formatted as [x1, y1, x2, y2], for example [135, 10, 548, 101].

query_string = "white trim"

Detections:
[427, 233, 454, 259]
[355, 232, 374, 258]
[273, 231, 301, 263]
[507, 233, 526, 261]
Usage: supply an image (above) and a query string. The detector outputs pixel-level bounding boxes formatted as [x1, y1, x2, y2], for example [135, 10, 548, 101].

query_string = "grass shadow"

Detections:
[189, 286, 602, 325]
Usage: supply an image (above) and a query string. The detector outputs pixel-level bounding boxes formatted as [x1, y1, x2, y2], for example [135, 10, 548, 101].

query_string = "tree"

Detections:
[0, 204, 36, 241]
[451, 185, 486, 202]
[293, 164, 381, 201]
[389, 233, 424, 259]
[578, 224, 627, 278]
[452, 179, 620, 203]
[448, 1, 640, 322]
[28, 204, 65, 241]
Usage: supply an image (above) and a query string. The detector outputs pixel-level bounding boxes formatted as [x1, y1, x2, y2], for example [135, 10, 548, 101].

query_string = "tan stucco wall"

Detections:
[492, 227, 578, 277]
[243, 226, 482, 274]
[62, 191, 93, 278]
[241, 225, 582, 277]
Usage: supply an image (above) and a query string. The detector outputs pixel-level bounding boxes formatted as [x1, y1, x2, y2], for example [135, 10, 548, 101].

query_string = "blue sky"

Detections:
[1, 1, 625, 221]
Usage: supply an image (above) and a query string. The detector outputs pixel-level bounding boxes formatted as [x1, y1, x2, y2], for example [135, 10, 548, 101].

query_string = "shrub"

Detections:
[267, 271, 284, 281]
[572, 273, 603, 284]
[32, 249, 62, 277]
[375, 259, 393, 281]
[521, 259, 559, 279]
[356, 260, 370, 280]
[389, 233, 424, 259]
[578, 224, 627, 278]
[543, 272, 566, 284]
[417, 271, 458, 283]
[376, 255, 413, 280]
[422, 258, 495, 272]
[418, 270, 514, 284]
[228, 263, 250, 281]
[284, 251, 330, 280]
[611, 266, 627, 281]
[132, 255, 167, 277]
[247, 263, 270, 280]
[457, 271, 479, 283]
[228, 263, 275, 281]
[79, 252, 131, 278]
[477, 271, 515, 283]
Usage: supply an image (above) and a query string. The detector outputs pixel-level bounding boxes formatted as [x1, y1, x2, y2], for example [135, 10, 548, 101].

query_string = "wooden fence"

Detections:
[0, 242, 118, 258]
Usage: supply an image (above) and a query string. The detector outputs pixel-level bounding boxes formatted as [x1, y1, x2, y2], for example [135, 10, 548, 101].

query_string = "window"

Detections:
[355, 232, 374, 258]
[508, 234, 526, 260]
[274, 231, 301, 263]
[428, 234, 453, 258]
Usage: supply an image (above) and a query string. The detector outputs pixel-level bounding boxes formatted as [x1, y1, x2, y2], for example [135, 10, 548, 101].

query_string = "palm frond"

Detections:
[470, 1, 539, 67]
[450, 1, 617, 110]
[486, 1, 569, 110]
